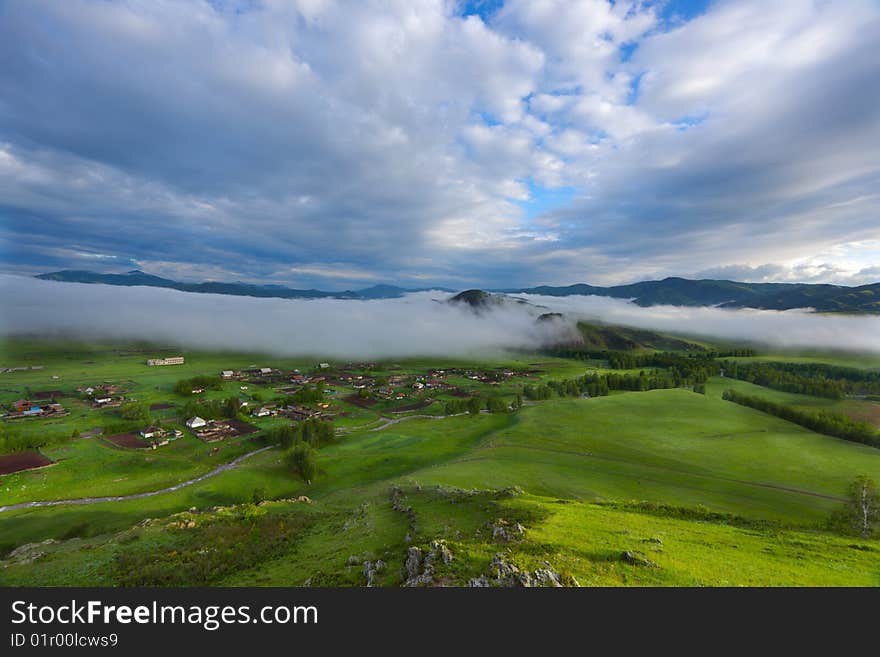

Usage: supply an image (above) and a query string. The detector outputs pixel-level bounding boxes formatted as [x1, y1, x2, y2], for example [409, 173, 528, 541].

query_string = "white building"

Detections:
[147, 356, 185, 366]
[186, 416, 207, 429]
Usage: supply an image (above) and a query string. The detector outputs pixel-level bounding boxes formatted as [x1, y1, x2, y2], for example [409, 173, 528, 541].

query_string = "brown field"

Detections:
[845, 401, 880, 428]
[149, 403, 175, 411]
[225, 419, 259, 435]
[0, 450, 54, 475]
[105, 432, 149, 449]
[33, 390, 63, 399]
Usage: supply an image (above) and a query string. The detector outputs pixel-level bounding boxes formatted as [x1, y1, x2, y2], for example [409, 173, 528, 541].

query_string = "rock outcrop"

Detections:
[403, 540, 453, 587]
[468, 553, 568, 587]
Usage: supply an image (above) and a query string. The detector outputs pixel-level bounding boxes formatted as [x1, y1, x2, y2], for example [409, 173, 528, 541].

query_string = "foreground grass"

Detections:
[3, 488, 877, 587]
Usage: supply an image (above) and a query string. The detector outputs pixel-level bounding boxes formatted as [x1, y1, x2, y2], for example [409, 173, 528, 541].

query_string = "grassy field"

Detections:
[415, 390, 880, 523]
[3, 489, 877, 587]
[2, 337, 880, 586]
[706, 376, 880, 427]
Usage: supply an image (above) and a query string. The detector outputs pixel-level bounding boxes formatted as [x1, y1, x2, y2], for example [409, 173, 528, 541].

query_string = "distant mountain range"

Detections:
[35, 270, 452, 300]
[34, 270, 880, 313]
[503, 278, 880, 313]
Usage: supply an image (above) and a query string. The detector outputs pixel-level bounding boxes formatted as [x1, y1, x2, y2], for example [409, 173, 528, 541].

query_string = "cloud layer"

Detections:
[1, 0, 878, 287]
[2, 277, 878, 358]
[0, 276, 571, 359]
[522, 294, 880, 354]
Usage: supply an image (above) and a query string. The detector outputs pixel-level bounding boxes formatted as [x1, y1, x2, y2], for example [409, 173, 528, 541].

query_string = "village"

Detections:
[0, 352, 542, 469]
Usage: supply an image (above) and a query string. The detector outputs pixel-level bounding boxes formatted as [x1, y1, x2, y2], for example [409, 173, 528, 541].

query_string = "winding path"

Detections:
[0, 445, 276, 514]
[336, 411, 470, 435]
[3, 411, 487, 513]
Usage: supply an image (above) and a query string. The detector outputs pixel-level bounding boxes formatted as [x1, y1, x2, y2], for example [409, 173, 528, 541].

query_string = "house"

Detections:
[22, 406, 44, 416]
[221, 370, 234, 379]
[318, 363, 330, 369]
[186, 416, 207, 429]
[253, 407, 272, 417]
[140, 426, 163, 439]
[147, 356, 185, 366]
[259, 367, 273, 375]
[94, 397, 112, 405]
[13, 399, 31, 412]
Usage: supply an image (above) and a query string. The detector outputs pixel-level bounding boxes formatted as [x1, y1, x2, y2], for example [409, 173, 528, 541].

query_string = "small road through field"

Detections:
[0, 446, 275, 513]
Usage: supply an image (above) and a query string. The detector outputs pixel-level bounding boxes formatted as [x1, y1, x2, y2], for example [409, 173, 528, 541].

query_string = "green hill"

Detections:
[575, 321, 707, 351]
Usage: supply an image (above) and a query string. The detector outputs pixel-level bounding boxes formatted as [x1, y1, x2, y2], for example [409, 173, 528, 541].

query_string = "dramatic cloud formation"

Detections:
[2, 277, 878, 357]
[0, 0, 878, 287]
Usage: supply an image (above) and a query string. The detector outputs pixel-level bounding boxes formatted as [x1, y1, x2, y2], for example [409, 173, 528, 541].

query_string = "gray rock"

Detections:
[363, 559, 385, 587]
[431, 539, 454, 565]
[405, 547, 423, 580]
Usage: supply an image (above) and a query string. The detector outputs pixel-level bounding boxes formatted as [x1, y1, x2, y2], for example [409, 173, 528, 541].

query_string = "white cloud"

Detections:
[0, 0, 878, 287]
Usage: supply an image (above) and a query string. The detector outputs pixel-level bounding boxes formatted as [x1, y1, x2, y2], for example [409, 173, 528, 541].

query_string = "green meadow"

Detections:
[2, 337, 880, 586]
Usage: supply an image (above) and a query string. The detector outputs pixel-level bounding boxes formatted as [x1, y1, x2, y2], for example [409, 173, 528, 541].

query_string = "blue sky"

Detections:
[1, 0, 878, 290]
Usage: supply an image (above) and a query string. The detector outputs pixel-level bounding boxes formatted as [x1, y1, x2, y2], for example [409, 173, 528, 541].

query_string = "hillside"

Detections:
[575, 321, 707, 351]
[3, 489, 877, 587]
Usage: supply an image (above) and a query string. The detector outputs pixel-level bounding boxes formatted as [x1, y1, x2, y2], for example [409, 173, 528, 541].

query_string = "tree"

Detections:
[120, 402, 150, 424]
[223, 396, 241, 418]
[845, 475, 879, 538]
[287, 444, 317, 484]
[486, 396, 508, 413]
[467, 396, 482, 416]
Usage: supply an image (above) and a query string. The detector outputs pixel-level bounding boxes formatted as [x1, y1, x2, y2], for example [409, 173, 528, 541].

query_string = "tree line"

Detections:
[442, 394, 522, 415]
[722, 388, 879, 448]
[523, 370, 707, 401]
[720, 360, 880, 400]
[173, 375, 224, 396]
[0, 424, 74, 454]
[180, 396, 242, 421]
[263, 418, 335, 484]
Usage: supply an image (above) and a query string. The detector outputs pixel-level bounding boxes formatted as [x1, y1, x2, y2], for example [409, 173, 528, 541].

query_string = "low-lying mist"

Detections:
[520, 293, 880, 354]
[0, 276, 569, 359]
[1, 276, 878, 357]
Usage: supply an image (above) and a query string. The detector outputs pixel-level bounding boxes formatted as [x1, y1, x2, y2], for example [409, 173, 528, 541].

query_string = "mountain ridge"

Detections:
[33, 270, 880, 313]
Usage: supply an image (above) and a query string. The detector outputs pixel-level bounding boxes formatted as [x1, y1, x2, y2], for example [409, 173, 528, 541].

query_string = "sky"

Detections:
[1, 0, 878, 290]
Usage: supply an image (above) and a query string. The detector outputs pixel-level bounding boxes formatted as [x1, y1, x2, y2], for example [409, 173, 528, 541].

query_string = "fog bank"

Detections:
[0, 276, 570, 358]
[521, 294, 880, 354]
[1, 276, 878, 357]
